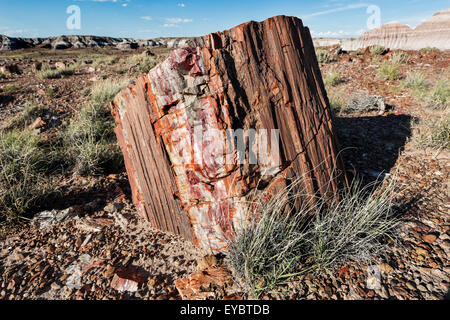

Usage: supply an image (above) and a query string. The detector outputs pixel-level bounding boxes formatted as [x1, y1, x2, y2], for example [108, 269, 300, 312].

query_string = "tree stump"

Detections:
[110, 15, 348, 253]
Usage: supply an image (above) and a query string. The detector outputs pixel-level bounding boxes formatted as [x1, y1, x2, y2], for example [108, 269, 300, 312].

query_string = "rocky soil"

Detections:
[0, 45, 448, 300]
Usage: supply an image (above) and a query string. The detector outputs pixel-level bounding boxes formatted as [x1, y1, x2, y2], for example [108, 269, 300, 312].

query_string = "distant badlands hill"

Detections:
[1, 9, 449, 52]
[314, 8, 450, 50]
[0, 34, 191, 51]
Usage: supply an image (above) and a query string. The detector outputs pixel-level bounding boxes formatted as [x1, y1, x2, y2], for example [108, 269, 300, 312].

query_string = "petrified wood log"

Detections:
[110, 15, 347, 253]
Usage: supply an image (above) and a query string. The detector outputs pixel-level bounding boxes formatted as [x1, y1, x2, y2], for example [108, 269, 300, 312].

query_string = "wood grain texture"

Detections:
[111, 15, 348, 253]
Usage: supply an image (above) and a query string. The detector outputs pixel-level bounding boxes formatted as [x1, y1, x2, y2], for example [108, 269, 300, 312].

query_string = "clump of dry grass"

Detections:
[324, 69, 343, 87]
[64, 78, 129, 176]
[2, 83, 20, 92]
[0, 129, 53, 220]
[370, 45, 386, 55]
[412, 111, 450, 150]
[93, 55, 119, 67]
[391, 52, 409, 64]
[377, 61, 402, 80]
[36, 64, 76, 79]
[327, 89, 348, 115]
[425, 79, 450, 110]
[228, 176, 399, 298]
[128, 53, 160, 74]
[402, 72, 430, 91]
[316, 49, 333, 64]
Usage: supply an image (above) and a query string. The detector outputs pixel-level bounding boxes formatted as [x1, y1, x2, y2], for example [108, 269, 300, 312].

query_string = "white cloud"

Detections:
[178, 3, 186, 7]
[74, 0, 131, 3]
[0, 28, 29, 36]
[141, 16, 152, 21]
[163, 23, 178, 28]
[310, 28, 365, 37]
[165, 18, 193, 23]
[303, 3, 369, 18]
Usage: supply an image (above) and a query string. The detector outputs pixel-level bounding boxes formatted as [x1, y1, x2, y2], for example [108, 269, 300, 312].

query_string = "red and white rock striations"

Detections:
[352, 22, 412, 50]
[410, 8, 450, 50]
[110, 15, 347, 253]
[343, 9, 450, 51]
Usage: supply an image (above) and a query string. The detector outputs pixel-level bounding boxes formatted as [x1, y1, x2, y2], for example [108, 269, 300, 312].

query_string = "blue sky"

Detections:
[0, 0, 449, 39]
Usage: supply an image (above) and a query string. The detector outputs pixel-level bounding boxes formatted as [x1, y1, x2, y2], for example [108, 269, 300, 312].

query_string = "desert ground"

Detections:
[0, 45, 448, 300]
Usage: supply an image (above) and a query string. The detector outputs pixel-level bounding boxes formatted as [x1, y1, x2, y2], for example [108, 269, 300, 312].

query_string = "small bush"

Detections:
[412, 112, 449, 150]
[421, 47, 440, 54]
[129, 54, 160, 74]
[377, 61, 402, 81]
[114, 66, 128, 75]
[370, 45, 386, 55]
[2, 84, 19, 92]
[228, 177, 398, 298]
[425, 79, 450, 110]
[316, 50, 333, 64]
[93, 55, 119, 67]
[0, 129, 52, 219]
[324, 70, 343, 87]
[402, 72, 429, 91]
[37, 65, 76, 79]
[65, 78, 129, 176]
[391, 52, 408, 64]
[327, 91, 348, 114]
[6, 102, 44, 130]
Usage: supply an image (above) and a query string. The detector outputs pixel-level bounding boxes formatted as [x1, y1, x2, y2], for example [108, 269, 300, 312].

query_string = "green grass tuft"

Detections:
[324, 69, 343, 87]
[316, 49, 333, 64]
[64, 78, 129, 176]
[412, 112, 449, 150]
[425, 79, 450, 110]
[2, 84, 20, 92]
[391, 52, 408, 64]
[0, 129, 53, 220]
[377, 61, 402, 81]
[370, 45, 386, 55]
[228, 177, 399, 298]
[36, 64, 76, 79]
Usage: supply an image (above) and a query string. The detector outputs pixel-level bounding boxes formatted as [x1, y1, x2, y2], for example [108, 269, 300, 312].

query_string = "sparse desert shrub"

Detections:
[37, 64, 76, 79]
[370, 45, 386, 55]
[65, 78, 129, 176]
[391, 52, 408, 64]
[2, 83, 20, 92]
[45, 87, 57, 97]
[316, 49, 333, 64]
[129, 54, 160, 74]
[5, 102, 44, 130]
[113, 65, 128, 75]
[0, 129, 52, 219]
[412, 112, 450, 150]
[327, 91, 348, 114]
[402, 72, 429, 91]
[425, 79, 450, 110]
[377, 61, 402, 81]
[93, 55, 119, 67]
[421, 47, 440, 54]
[228, 177, 399, 298]
[324, 69, 343, 87]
